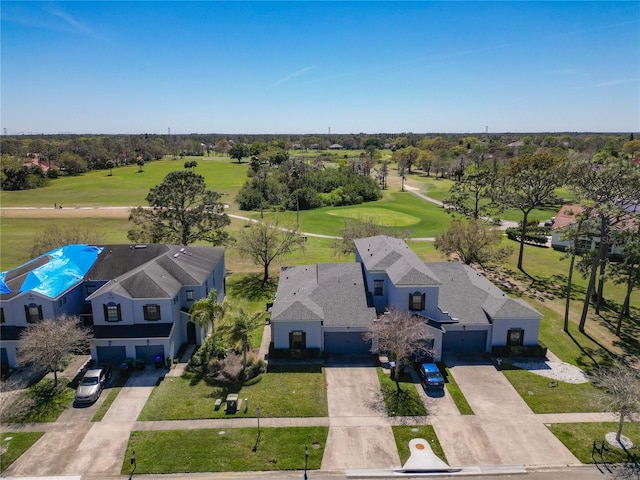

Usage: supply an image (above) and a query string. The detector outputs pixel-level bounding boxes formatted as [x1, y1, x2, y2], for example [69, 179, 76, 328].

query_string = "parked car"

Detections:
[417, 363, 445, 390]
[75, 367, 109, 404]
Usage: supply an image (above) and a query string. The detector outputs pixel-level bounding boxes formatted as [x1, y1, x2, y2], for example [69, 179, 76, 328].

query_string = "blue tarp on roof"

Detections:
[2, 245, 103, 299]
[0, 272, 10, 294]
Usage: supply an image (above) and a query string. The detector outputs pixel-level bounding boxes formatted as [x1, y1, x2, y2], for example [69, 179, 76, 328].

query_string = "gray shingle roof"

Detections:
[87, 245, 224, 300]
[270, 263, 376, 327]
[427, 262, 541, 325]
[354, 236, 441, 286]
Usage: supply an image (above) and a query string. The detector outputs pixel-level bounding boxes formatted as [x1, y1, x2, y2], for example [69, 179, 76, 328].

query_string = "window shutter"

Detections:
[38, 305, 43, 320]
[408, 293, 412, 309]
[117, 304, 122, 321]
[421, 293, 426, 310]
[103, 304, 108, 322]
[25, 305, 30, 322]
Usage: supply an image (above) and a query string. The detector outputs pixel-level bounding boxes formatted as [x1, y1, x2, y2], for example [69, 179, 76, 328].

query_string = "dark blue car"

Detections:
[418, 363, 445, 389]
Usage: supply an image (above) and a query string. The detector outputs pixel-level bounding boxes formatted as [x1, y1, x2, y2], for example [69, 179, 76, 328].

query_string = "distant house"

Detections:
[550, 204, 635, 258]
[0, 244, 225, 370]
[269, 236, 542, 360]
[328, 144, 343, 150]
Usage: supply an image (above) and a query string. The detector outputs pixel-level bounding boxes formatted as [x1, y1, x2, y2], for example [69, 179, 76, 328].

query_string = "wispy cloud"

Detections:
[553, 69, 578, 75]
[44, 4, 107, 41]
[594, 78, 638, 88]
[268, 66, 315, 88]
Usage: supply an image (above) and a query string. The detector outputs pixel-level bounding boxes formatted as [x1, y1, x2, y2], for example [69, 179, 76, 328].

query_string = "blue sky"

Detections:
[1, 1, 638, 135]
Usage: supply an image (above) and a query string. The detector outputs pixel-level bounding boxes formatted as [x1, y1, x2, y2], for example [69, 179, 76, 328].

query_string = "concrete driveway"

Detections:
[432, 354, 580, 468]
[321, 355, 401, 470]
[2, 367, 164, 478]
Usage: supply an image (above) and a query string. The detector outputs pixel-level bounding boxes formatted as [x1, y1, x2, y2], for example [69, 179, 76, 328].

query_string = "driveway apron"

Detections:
[3, 368, 163, 478]
[433, 355, 580, 467]
[321, 356, 401, 471]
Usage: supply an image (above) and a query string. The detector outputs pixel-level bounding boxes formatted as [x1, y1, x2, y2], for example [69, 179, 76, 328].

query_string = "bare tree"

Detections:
[363, 308, 434, 387]
[334, 215, 411, 256]
[235, 217, 306, 286]
[29, 224, 106, 259]
[591, 361, 640, 444]
[435, 218, 512, 266]
[18, 315, 92, 387]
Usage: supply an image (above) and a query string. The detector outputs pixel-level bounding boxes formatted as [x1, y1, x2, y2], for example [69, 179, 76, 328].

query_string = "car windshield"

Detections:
[81, 376, 99, 386]
[426, 372, 442, 380]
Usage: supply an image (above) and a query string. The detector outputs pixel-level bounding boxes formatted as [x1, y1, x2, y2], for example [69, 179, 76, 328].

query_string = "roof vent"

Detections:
[180, 247, 185, 252]
[134, 245, 147, 249]
[173, 253, 180, 258]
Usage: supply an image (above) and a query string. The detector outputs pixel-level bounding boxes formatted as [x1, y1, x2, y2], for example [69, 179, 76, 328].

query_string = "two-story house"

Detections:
[0, 244, 225, 371]
[269, 236, 542, 360]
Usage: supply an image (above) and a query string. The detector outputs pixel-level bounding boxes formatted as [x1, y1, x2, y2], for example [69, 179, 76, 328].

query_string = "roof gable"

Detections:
[355, 236, 441, 286]
[271, 263, 376, 327]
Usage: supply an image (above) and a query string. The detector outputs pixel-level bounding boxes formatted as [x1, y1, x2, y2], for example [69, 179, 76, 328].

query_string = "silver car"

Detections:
[75, 368, 107, 404]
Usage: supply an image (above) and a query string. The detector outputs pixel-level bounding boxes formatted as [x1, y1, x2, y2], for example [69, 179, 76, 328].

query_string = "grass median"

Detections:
[122, 426, 328, 474]
[392, 425, 448, 465]
[547, 422, 640, 464]
[0, 432, 45, 473]
[376, 367, 426, 417]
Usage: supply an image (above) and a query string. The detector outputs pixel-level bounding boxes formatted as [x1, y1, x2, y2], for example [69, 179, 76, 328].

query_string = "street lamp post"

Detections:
[128, 450, 136, 480]
[304, 445, 309, 479]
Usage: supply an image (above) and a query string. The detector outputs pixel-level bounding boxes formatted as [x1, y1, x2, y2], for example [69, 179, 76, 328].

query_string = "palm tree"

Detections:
[218, 308, 264, 369]
[189, 289, 225, 346]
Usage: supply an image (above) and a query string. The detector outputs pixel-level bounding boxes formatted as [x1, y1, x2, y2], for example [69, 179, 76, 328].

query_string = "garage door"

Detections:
[443, 330, 487, 353]
[135, 345, 165, 364]
[96, 346, 127, 365]
[324, 332, 371, 354]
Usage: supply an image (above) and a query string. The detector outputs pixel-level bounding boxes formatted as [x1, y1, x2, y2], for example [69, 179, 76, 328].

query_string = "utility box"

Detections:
[225, 393, 239, 413]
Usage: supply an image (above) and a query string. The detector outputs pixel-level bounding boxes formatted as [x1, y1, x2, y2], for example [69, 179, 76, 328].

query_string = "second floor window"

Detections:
[186, 290, 194, 301]
[143, 304, 161, 321]
[104, 303, 122, 322]
[409, 292, 425, 311]
[373, 280, 384, 296]
[25, 303, 43, 323]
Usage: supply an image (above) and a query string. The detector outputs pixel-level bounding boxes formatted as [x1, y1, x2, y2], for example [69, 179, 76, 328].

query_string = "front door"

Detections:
[289, 330, 306, 349]
[187, 321, 197, 344]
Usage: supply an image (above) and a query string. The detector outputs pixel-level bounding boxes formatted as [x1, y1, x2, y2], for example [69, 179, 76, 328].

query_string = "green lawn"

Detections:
[4, 379, 75, 423]
[500, 365, 600, 413]
[138, 365, 327, 421]
[0, 156, 248, 209]
[548, 422, 640, 464]
[439, 363, 474, 415]
[256, 188, 453, 238]
[376, 367, 427, 417]
[392, 425, 448, 465]
[0, 432, 45, 473]
[123, 427, 328, 474]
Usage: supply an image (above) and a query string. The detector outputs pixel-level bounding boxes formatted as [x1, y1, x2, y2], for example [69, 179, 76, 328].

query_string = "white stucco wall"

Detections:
[271, 321, 322, 349]
[491, 318, 540, 347]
